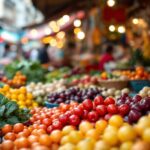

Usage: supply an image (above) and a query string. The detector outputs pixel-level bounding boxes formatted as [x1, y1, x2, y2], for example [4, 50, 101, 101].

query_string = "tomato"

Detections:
[88, 111, 99, 122]
[118, 104, 130, 116]
[47, 125, 53, 134]
[94, 96, 104, 106]
[13, 123, 24, 133]
[1, 140, 14, 150]
[96, 105, 107, 116]
[39, 134, 51, 146]
[2, 124, 12, 134]
[107, 104, 118, 114]
[82, 99, 93, 111]
[4, 132, 16, 141]
[73, 107, 84, 117]
[52, 120, 63, 130]
[104, 97, 115, 105]
[59, 114, 68, 125]
[69, 115, 80, 126]
[82, 110, 89, 119]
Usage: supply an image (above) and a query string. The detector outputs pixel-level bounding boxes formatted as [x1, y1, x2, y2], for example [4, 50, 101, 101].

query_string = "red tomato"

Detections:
[88, 111, 99, 122]
[69, 115, 80, 126]
[107, 104, 118, 114]
[94, 96, 104, 106]
[96, 105, 107, 116]
[104, 97, 115, 105]
[82, 99, 93, 111]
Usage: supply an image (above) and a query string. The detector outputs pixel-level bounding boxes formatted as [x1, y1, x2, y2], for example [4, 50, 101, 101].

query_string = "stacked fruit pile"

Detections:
[0, 85, 38, 108]
[26, 80, 67, 105]
[139, 87, 150, 97]
[1, 114, 150, 150]
[47, 87, 102, 104]
[114, 67, 150, 80]
[0, 72, 26, 88]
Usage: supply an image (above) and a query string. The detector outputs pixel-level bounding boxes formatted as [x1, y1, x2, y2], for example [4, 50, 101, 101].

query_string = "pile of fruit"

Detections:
[26, 80, 67, 105]
[1, 114, 150, 150]
[47, 87, 102, 104]
[0, 85, 38, 109]
[114, 67, 150, 80]
[0, 72, 26, 88]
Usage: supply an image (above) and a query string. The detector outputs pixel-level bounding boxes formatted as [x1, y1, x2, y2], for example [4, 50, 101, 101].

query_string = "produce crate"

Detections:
[130, 80, 150, 92]
[45, 101, 59, 108]
[99, 80, 129, 90]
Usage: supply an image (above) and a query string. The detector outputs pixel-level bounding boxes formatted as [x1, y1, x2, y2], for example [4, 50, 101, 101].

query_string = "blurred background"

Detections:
[0, 0, 150, 70]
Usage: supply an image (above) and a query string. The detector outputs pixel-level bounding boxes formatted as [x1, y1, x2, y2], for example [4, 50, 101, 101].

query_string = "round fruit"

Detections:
[4, 132, 16, 141]
[94, 140, 110, 150]
[39, 134, 51, 146]
[95, 120, 107, 134]
[69, 130, 83, 144]
[69, 115, 80, 126]
[82, 99, 93, 111]
[94, 96, 104, 106]
[142, 128, 150, 143]
[2, 124, 12, 134]
[1, 140, 14, 150]
[88, 111, 99, 122]
[62, 126, 75, 136]
[96, 105, 107, 116]
[109, 115, 123, 128]
[14, 137, 29, 148]
[13, 123, 24, 133]
[118, 125, 136, 142]
[107, 104, 118, 114]
[120, 141, 133, 150]
[79, 121, 93, 134]
[50, 130, 62, 143]
[104, 97, 115, 105]
[86, 129, 99, 140]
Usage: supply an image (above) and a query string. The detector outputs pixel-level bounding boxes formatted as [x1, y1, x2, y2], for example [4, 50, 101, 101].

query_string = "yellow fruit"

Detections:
[62, 126, 75, 136]
[68, 131, 83, 144]
[79, 121, 93, 134]
[118, 125, 136, 142]
[95, 120, 107, 134]
[18, 94, 25, 101]
[19, 87, 27, 94]
[86, 129, 99, 140]
[103, 130, 118, 146]
[142, 128, 150, 143]
[27, 93, 33, 99]
[76, 138, 95, 150]
[60, 136, 71, 145]
[120, 141, 133, 150]
[109, 115, 123, 128]
[11, 94, 18, 100]
[94, 140, 110, 150]
[32, 102, 38, 107]
[3, 85, 10, 91]
[25, 100, 32, 106]
[59, 143, 75, 150]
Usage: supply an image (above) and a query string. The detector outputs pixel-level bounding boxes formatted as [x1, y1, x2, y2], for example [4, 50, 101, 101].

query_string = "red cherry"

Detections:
[69, 115, 80, 126]
[118, 104, 130, 116]
[104, 97, 115, 105]
[88, 111, 99, 122]
[96, 105, 107, 116]
[94, 96, 104, 106]
[107, 104, 118, 114]
[82, 99, 93, 111]
[52, 120, 63, 130]
[59, 114, 68, 125]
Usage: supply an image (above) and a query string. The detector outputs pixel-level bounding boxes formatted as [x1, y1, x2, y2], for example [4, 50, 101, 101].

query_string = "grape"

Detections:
[128, 110, 142, 123]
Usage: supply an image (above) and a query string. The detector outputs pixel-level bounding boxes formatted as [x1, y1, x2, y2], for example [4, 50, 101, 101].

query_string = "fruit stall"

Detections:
[0, 61, 150, 150]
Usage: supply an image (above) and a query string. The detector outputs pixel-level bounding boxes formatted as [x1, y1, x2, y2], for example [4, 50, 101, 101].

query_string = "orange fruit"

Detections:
[39, 134, 51, 146]
[4, 132, 16, 141]
[1, 140, 14, 150]
[50, 130, 62, 143]
[13, 123, 24, 133]
[14, 137, 29, 148]
[28, 135, 38, 144]
[2, 124, 12, 134]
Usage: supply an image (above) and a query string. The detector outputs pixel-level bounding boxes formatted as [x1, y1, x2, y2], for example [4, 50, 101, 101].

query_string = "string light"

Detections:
[56, 32, 65, 39]
[44, 28, 52, 35]
[62, 15, 70, 23]
[77, 31, 85, 40]
[74, 28, 81, 34]
[118, 26, 126, 33]
[132, 18, 139, 24]
[50, 38, 57, 47]
[30, 29, 38, 36]
[109, 25, 115, 32]
[73, 19, 81, 27]
[107, 0, 115, 7]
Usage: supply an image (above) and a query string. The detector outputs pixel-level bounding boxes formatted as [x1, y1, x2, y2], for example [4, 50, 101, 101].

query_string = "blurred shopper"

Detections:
[38, 43, 50, 64]
[99, 45, 114, 71]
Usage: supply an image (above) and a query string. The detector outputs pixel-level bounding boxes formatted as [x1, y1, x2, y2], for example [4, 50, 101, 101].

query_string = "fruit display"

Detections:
[139, 86, 150, 97]
[0, 94, 30, 127]
[114, 66, 150, 80]
[0, 85, 38, 109]
[26, 80, 67, 105]
[47, 87, 102, 104]
[0, 72, 27, 88]
[0, 114, 150, 150]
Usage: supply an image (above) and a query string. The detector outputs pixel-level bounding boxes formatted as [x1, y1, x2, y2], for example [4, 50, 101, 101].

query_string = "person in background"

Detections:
[38, 43, 50, 64]
[99, 45, 114, 71]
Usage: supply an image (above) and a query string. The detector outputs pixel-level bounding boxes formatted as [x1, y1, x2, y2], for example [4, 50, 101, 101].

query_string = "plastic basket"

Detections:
[130, 80, 150, 92]
[45, 101, 59, 108]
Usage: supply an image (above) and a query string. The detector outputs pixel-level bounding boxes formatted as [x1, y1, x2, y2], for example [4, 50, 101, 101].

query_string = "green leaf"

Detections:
[0, 120, 7, 128]
[7, 116, 19, 124]
[0, 105, 5, 117]
[5, 101, 18, 117]
[0, 94, 8, 105]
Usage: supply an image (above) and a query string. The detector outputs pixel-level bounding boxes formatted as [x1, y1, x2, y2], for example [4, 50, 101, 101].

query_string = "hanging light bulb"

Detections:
[73, 19, 81, 27]
[109, 25, 115, 32]
[77, 31, 85, 40]
[107, 0, 115, 7]
[118, 26, 126, 33]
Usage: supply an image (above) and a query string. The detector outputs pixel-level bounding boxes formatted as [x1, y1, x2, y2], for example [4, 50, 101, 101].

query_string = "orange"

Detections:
[4, 132, 16, 141]
[39, 134, 51, 146]
[2, 124, 12, 134]
[1, 140, 14, 150]
[50, 130, 62, 143]
[13, 123, 24, 133]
